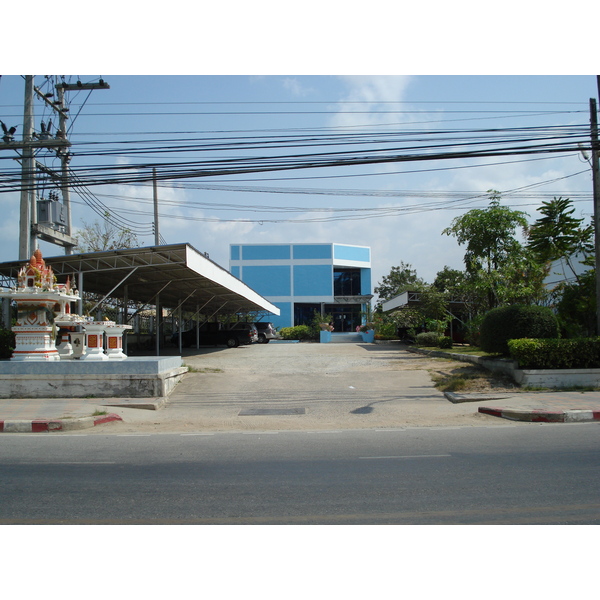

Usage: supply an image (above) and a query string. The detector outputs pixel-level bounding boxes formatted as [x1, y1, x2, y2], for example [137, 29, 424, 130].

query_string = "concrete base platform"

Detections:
[0, 356, 187, 399]
[330, 333, 364, 343]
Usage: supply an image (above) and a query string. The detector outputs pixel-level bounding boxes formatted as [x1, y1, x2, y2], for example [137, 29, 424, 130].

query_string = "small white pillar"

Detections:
[105, 323, 133, 360]
[81, 321, 111, 361]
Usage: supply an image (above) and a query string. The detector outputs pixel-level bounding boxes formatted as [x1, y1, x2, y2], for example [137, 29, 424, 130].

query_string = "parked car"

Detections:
[253, 322, 278, 344]
[223, 322, 258, 344]
[172, 322, 246, 348]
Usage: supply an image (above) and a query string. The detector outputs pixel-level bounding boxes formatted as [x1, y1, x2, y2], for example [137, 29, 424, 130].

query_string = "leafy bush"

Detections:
[438, 336, 453, 349]
[309, 310, 333, 339]
[479, 304, 559, 355]
[415, 331, 441, 347]
[0, 327, 15, 359]
[508, 337, 600, 369]
[464, 314, 484, 346]
[279, 325, 313, 341]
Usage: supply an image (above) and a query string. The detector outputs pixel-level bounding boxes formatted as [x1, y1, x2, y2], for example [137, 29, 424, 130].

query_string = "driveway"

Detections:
[97, 341, 523, 433]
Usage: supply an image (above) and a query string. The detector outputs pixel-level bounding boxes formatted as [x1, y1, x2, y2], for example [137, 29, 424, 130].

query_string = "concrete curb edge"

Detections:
[0, 413, 123, 433]
[478, 407, 600, 423]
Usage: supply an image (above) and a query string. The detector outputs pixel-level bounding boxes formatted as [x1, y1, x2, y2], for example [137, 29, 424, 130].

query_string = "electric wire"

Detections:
[1, 81, 597, 235]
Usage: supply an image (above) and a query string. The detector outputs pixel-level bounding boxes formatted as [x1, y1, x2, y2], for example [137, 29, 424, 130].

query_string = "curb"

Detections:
[0, 413, 122, 433]
[478, 407, 600, 423]
[445, 391, 512, 404]
[103, 397, 166, 411]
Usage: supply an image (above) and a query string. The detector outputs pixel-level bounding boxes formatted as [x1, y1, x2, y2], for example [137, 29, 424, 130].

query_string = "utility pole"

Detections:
[153, 168, 160, 245]
[2, 76, 109, 260]
[590, 97, 600, 335]
[55, 79, 109, 254]
[18, 76, 35, 259]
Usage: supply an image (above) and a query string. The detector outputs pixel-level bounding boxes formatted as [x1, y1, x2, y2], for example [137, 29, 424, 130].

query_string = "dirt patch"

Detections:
[428, 362, 519, 393]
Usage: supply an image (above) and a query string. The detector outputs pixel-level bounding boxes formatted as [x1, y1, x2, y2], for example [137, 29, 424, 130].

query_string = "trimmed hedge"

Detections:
[479, 304, 559, 355]
[279, 325, 313, 341]
[438, 336, 453, 349]
[415, 331, 441, 347]
[508, 337, 600, 369]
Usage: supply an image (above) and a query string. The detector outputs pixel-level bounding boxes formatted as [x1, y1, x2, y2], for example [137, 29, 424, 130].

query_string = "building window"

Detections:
[333, 269, 361, 296]
[294, 303, 321, 327]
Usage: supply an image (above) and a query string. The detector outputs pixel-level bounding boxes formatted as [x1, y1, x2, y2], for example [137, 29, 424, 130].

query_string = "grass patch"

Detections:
[183, 364, 223, 373]
[429, 364, 512, 393]
[92, 410, 108, 416]
[431, 368, 488, 392]
[415, 344, 503, 358]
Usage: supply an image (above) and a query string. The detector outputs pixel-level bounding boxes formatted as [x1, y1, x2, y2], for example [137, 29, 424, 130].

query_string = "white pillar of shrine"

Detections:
[105, 323, 133, 360]
[80, 322, 110, 361]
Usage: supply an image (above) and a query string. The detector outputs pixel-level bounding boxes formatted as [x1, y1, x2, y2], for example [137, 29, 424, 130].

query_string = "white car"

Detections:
[253, 322, 278, 344]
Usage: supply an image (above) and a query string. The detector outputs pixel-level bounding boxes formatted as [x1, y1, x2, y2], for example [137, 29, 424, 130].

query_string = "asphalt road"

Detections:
[1, 422, 599, 524]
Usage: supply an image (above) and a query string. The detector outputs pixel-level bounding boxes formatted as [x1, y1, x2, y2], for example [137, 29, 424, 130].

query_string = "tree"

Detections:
[528, 197, 596, 336]
[374, 261, 425, 306]
[442, 190, 535, 311]
[433, 266, 475, 302]
[73, 213, 140, 319]
[75, 213, 139, 252]
[555, 269, 596, 337]
[527, 196, 594, 284]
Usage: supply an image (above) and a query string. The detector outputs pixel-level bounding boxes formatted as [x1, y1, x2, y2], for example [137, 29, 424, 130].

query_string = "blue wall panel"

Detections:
[269, 302, 292, 329]
[292, 244, 332, 260]
[230, 265, 240, 278]
[242, 265, 291, 296]
[361, 268, 372, 295]
[293, 264, 332, 296]
[230, 245, 240, 260]
[243, 245, 291, 260]
[333, 244, 370, 263]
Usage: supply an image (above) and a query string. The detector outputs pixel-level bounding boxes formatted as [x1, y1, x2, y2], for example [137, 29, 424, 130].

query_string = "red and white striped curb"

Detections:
[0, 413, 122, 433]
[479, 407, 600, 423]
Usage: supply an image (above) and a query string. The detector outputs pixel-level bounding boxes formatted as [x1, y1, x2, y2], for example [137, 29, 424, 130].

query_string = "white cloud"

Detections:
[282, 77, 315, 97]
[329, 76, 414, 129]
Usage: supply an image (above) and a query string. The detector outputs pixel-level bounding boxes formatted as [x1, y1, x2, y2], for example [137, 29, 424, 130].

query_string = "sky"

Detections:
[1, 73, 599, 300]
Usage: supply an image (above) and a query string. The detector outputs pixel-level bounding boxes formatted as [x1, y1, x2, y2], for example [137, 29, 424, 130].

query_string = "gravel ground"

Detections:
[90, 341, 529, 434]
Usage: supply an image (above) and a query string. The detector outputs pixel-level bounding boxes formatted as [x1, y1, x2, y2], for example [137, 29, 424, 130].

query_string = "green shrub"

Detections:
[438, 336, 453, 349]
[415, 331, 441, 347]
[279, 325, 313, 341]
[464, 314, 484, 346]
[479, 304, 559, 355]
[508, 337, 600, 369]
[0, 327, 15, 359]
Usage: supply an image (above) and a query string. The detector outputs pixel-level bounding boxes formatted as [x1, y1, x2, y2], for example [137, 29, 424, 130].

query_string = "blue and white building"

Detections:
[230, 243, 373, 331]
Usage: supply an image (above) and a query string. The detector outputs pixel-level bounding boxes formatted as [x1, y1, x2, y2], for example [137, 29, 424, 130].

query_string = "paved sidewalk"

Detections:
[446, 390, 600, 423]
[0, 397, 160, 432]
[3, 342, 600, 432]
[2, 389, 600, 433]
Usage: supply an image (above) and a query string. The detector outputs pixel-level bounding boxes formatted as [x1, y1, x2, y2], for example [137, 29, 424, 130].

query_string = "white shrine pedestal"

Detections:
[80, 321, 133, 361]
[80, 321, 110, 361]
[8, 296, 65, 362]
[105, 323, 133, 360]
[55, 316, 87, 360]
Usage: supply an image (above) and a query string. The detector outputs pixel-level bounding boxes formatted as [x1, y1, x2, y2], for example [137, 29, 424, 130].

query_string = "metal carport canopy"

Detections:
[0, 243, 280, 317]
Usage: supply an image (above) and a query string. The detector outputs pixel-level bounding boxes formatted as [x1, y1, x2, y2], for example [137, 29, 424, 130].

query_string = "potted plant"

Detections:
[357, 323, 375, 343]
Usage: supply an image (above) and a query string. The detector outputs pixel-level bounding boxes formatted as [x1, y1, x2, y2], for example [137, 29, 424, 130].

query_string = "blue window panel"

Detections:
[292, 244, 332, 260]
[294, 265, 332, 296]
[230, 265, 240, 278]
[230, 245, 240, 261]
[269, 302, 292, 329]
[333, 244, 370, 263]
[361, 268, 372, 295]
[242, 245, 291, 260]
[242, 266, 291, 296]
